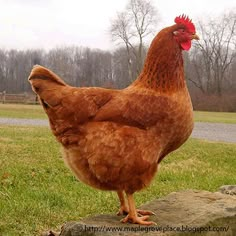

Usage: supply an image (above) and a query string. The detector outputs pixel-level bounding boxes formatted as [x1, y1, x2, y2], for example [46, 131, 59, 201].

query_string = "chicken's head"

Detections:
[173, 14, 199, 51]
[28, 65, 66, 110]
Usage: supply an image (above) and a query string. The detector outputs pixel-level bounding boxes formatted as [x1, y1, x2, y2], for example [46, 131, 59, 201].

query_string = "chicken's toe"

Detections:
[121, 215, 156, 225]
[137, 209, 156, 216]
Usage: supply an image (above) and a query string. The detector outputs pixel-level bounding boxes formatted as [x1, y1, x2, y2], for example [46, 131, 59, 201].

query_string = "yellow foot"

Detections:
[121, 214, 156, 225]
[137, 209, 156, 216]
[117, 208, 155, 216]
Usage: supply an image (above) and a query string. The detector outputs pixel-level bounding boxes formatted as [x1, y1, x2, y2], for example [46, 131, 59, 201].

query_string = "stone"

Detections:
[44, 188, 236, 236]
[218, 185, 236, 196]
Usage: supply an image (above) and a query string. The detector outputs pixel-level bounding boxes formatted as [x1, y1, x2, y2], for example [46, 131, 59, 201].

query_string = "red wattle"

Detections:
[180, 41, 191, 51]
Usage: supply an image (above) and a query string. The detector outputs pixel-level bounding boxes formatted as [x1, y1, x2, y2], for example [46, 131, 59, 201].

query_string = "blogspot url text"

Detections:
[78, 225, 230, 233]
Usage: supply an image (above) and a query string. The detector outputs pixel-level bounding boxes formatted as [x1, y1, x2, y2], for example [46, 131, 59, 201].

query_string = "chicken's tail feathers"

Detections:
[28, 65, 66, 86]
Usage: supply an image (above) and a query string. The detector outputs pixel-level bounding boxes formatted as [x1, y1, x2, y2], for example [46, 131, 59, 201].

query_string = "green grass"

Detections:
[0, 104, 46, 119]
[0, 125, 235, 235]
[0, 104, 236, 123]
[194, 111, 236, 124]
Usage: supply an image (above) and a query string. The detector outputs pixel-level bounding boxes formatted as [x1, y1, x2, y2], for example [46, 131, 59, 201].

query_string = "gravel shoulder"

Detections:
[0, 118, 235, 143]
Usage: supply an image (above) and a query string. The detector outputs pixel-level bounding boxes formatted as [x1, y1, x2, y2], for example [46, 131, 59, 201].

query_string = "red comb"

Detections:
[174, 14, 195, 33]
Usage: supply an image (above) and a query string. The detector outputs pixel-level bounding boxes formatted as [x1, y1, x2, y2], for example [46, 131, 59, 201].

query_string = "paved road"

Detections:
[191, 122, 236, 143]
[0, 118, 235, 143]
[0, 117, 49, 127]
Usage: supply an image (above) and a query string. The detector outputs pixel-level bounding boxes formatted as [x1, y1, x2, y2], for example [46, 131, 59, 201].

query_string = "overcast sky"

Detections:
[0, 0, 235, 50]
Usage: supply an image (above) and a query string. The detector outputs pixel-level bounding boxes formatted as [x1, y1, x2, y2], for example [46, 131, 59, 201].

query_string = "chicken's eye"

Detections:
[173, 28, 185, 36]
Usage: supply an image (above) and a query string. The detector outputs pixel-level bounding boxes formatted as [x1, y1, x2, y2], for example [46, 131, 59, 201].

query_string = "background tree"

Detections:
[188, 11, 236, 96]
[110, 0, 159, 82]
[0, 9, 235, 111]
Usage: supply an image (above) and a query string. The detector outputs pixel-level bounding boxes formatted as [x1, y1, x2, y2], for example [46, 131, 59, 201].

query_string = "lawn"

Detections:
[0, 125, 235, 235]
[0, 104, 46, 119]
[0, 103, 236, 123]
[193, 111, 236, 124]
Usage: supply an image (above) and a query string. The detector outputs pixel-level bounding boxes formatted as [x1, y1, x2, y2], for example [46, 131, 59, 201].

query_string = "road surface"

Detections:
[0, 118, 235, 143]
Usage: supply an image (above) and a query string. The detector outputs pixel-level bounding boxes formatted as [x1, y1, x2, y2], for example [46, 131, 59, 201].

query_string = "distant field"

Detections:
[0, 104, 46, 119]
[0, 125, 235, 235]
[193, 111, 236, 124]
[0, 103, 236, 123]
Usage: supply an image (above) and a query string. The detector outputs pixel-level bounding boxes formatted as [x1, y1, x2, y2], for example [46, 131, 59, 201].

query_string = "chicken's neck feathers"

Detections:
[132, 30, 186, 93]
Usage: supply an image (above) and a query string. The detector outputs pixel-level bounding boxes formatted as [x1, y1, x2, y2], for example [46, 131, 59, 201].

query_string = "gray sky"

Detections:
[0, 0, 235, 50]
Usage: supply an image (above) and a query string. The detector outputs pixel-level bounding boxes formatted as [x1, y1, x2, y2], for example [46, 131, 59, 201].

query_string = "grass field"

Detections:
[193, 111, 236, 124]
[0, 103, 236, 123]
[0, 104, 46, 119]
[0, 125, 235, 235]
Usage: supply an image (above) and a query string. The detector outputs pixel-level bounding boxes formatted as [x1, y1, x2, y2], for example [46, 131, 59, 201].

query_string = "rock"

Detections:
[218, 185, 236, 196]
[48, 189, 236, 236]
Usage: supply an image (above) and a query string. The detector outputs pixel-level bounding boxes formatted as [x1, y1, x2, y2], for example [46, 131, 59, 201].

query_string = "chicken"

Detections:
[28, 15, 199, 225]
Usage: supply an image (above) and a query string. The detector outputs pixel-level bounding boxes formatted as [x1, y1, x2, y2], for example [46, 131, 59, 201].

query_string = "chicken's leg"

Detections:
[117, 191, 129, 215]
[121, 193, 156, 225]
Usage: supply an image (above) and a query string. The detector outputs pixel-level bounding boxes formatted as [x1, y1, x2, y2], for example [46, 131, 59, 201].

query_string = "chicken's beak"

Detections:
[191, 33, 200, 40]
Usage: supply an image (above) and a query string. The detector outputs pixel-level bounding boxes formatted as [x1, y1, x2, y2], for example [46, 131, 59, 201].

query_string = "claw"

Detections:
[121, 215, 156, 225]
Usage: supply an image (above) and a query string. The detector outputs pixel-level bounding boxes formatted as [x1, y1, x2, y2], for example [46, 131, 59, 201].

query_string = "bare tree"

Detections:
[0, 49, 7, 92]
[110, 0, 159, 81]
[189, 11, 236, 96]
[111, 12, 134, 81]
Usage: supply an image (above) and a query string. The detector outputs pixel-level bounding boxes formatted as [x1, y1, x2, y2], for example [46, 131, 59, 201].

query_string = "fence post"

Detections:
[35, 95, 38, 105]
[24, 92, 27, 104]
[3, 91, 6, 104]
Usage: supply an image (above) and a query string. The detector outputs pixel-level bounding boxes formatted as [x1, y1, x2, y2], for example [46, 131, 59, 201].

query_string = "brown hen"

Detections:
[28, 15, 199, 225]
